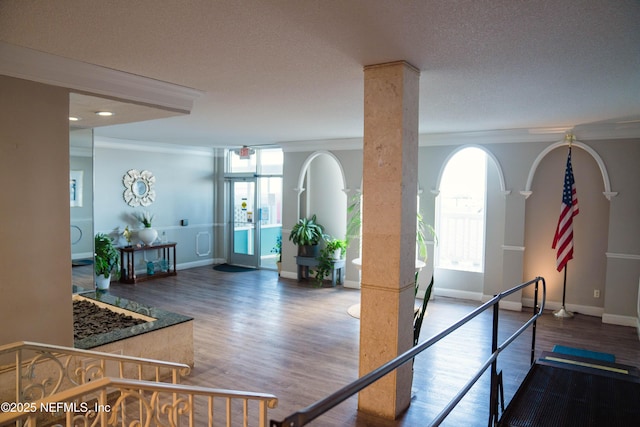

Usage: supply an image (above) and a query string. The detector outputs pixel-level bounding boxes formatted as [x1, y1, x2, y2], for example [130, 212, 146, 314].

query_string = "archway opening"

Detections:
[436, 147, 487, 273]
[297, 152, 347, 241]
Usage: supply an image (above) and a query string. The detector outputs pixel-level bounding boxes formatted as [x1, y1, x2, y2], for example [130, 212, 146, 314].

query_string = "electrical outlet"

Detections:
[594, 289, 600, 298]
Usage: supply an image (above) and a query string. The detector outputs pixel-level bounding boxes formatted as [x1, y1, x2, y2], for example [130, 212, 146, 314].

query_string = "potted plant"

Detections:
[94, 233, 121, 290]
[289, 214, 326, 257]
[312, 236, 348, 285]
[325, 237, 347, 260]
[135, 211, 157, 245]
[271, 235, 282, 275]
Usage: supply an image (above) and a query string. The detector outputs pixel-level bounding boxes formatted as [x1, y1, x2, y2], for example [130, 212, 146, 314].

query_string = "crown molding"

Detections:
[280, 137, 363, 152]
[0, 42, 203, 113]
[95, 136, 214, 156]
[279, 125, 640, 152]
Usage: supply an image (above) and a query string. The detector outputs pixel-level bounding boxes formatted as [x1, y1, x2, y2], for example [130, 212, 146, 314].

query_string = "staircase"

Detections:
[0, 341, 277, 426]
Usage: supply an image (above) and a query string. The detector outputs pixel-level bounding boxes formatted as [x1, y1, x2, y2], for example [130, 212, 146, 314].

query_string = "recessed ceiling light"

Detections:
[69, 116, 80, 121]
[95, 111, 114, 117]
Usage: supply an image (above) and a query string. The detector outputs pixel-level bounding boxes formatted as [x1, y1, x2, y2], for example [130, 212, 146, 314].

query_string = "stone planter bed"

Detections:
[71, 290, 194, 367]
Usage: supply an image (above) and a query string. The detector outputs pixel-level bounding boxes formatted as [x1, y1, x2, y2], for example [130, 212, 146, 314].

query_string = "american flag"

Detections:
[552, 147, 579, 272]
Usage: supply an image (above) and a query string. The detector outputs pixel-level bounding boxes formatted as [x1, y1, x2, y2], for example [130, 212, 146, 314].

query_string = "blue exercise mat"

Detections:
[552, 345, 615, 362]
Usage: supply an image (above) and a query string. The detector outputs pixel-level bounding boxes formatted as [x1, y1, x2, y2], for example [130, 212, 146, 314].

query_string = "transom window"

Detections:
[227, 147, 283, 175]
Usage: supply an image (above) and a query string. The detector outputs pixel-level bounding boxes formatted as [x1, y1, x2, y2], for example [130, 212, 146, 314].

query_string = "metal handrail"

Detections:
[0, 376, 278, 427]
[0, 341, 191, 405]
[271, 276, 546, 427]
[0, 341, 192, 374]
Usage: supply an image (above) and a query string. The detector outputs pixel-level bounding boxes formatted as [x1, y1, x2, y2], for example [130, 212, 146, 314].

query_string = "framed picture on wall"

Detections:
[70, 170, 83, 207]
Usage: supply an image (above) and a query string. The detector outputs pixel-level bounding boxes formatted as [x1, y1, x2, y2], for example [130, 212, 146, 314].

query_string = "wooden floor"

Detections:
[72, 265, 640, 426]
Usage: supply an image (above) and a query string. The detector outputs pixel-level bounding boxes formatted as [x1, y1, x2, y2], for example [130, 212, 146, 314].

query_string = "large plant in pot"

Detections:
[312, 236, 348, 285]
[94, 233, 121, 290]
[135, 211, 157, 245]
[289, 214, 326, 257]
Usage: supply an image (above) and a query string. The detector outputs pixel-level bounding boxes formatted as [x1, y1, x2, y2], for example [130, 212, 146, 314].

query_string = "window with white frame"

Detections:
[436, 147, 487, 272]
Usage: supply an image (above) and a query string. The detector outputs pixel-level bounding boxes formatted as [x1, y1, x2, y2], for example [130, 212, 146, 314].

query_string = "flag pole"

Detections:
[554, 238, 574, 318]
[553, 133, 576, 319]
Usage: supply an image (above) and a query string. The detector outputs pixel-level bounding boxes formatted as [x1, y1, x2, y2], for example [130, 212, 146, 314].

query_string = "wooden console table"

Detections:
[295, 256, 345, 287]
[119, 242, 177, 284]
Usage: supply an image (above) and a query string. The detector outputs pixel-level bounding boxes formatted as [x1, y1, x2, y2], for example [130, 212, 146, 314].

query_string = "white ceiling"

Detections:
[1, 0, 639, 148]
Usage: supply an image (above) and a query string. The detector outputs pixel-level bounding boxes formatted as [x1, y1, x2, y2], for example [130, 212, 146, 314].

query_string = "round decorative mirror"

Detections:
[123, 169, 156, 207]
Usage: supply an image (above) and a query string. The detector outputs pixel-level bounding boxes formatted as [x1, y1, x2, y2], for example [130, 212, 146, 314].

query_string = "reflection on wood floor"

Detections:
[72, 265, 640, 427]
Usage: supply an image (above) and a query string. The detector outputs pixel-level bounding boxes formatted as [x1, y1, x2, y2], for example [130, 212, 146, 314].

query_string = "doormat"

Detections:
[213, 263, 255, 273]
[552, 345, 616, 363]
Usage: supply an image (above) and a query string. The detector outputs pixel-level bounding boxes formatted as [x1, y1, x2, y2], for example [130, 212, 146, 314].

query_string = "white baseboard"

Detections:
[433, 288, 483, 302]
[177, 259, 215, 270]
[280, 271, 297, 280]
[602, 313, 639, 327]
[522, 298, 604, 318]
[481, 295, 522, 311]
[343, 280, 360, 289]
[497, 300, 522, 312]
[72, 252, 94, 260]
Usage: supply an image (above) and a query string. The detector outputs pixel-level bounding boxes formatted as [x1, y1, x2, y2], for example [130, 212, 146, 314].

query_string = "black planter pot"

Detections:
[298, 244, 319, 257]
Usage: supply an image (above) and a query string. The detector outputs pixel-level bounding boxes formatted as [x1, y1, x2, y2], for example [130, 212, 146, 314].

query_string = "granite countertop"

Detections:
[72, 286, 193, 350]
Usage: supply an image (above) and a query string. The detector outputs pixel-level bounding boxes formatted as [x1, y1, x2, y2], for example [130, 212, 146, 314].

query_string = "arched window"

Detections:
[436, 147, 487, 272]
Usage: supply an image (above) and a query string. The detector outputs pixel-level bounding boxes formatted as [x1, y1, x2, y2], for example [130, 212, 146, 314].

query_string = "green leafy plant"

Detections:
[413, 274, 434, 346]
[416, 211, 437, 262]
[289, 214, 326, 246]
[271, 235, 282, 262]
[94, 233, 121, 279]
[325, 237, 347, 258]
[346, 193, 362, 246]
[312, 236, 348, 285]
[135, 211, 154, 228]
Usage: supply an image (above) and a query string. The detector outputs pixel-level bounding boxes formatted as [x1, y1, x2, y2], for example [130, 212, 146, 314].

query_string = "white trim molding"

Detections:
[522, 139, 618, 200]
[295, 150, 347, 220]
[177, 259, 215, 270]
[502, 245, 525, 252]
[433, 287, 483, 302]
[602, 313, 638, 328]
[95, 136, 214, 156]
[481, 295, 523, 311]
[434, 144, 508, 194]
[0, 41, 203, 113]
[522, 298, 604, 318]
[196, 231, 212, 257]
[605, 252, 640, 261]
[280, 271, 297, 281]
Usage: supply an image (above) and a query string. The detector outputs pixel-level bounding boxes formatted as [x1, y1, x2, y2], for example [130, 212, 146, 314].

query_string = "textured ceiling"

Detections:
[1, 0, 639, 147]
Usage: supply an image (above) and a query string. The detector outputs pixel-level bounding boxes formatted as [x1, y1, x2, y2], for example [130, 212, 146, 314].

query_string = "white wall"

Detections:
[283, 137, 640, 325]
[308, 153, 347, 239]
[94, 138, 217, 268]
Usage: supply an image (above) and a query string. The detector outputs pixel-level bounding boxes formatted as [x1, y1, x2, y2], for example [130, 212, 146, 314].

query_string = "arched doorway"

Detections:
[296, 151, 348, 241]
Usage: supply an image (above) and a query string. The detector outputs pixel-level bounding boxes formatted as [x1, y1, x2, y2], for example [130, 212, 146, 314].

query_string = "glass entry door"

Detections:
[229, 179, 258, 267]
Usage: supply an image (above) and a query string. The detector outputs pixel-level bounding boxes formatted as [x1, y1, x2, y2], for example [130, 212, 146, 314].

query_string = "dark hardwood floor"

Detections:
[72, 265, 640, 426]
